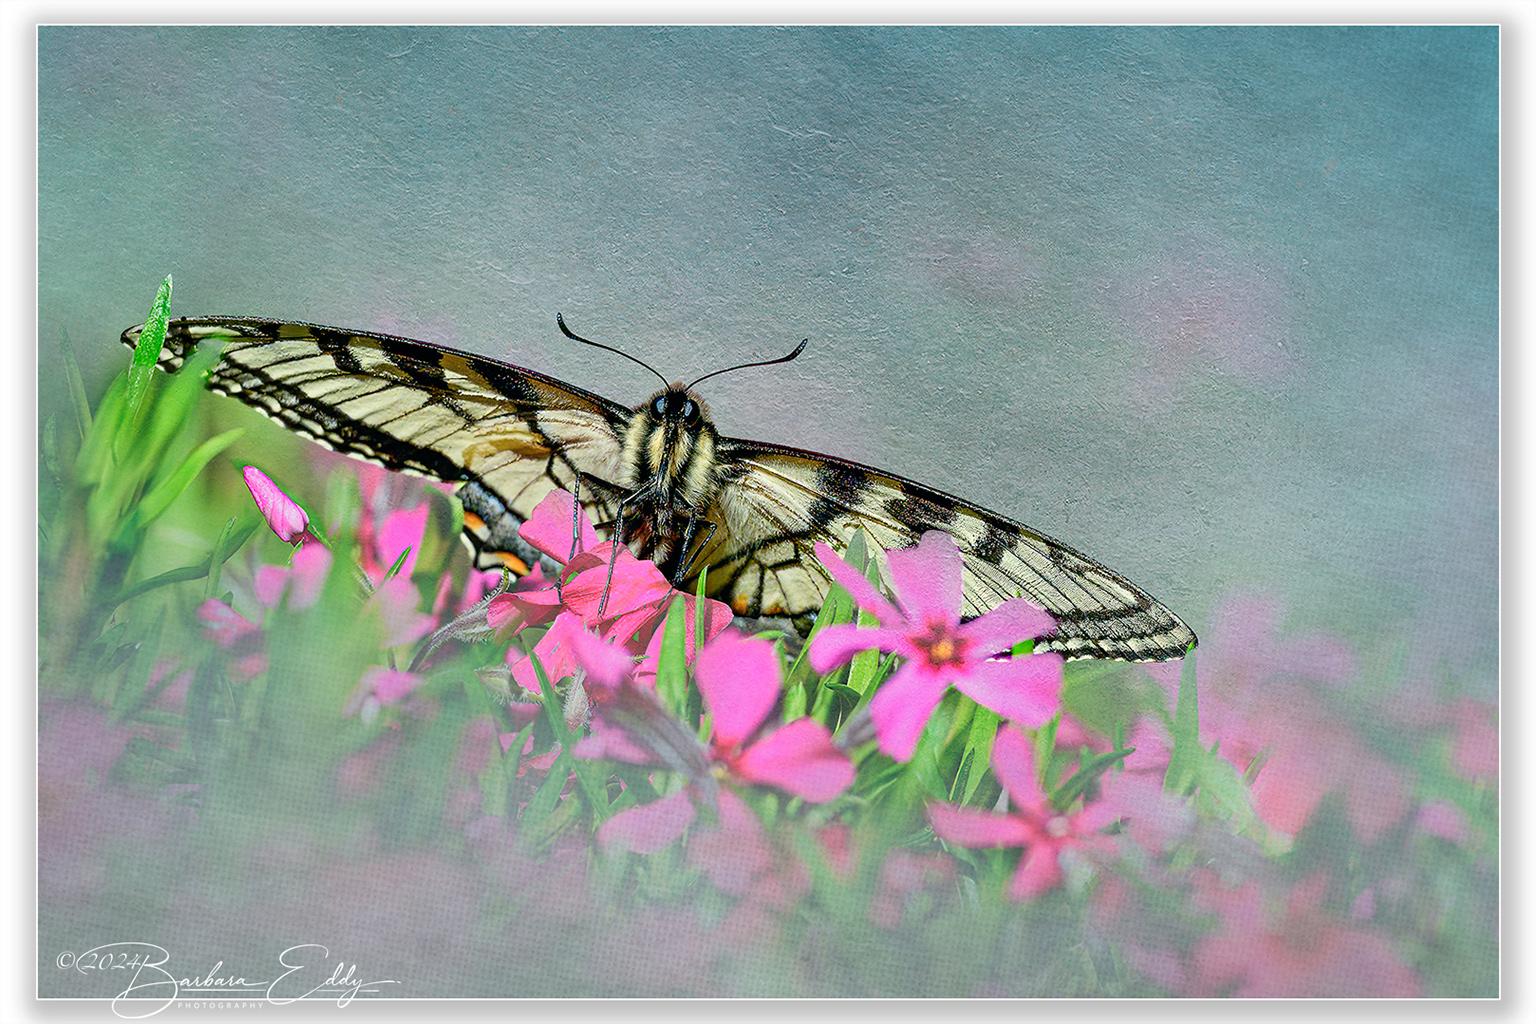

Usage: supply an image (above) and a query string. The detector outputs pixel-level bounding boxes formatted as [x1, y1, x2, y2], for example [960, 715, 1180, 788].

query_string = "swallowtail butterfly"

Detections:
[120, 315, 1196, 662]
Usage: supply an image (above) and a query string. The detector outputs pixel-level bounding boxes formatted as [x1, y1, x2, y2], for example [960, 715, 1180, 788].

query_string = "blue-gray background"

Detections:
[39, 25, 1498, 689]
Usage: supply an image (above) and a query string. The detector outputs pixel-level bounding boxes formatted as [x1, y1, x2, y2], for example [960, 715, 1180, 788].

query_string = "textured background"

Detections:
[39, 25, 1497, 695]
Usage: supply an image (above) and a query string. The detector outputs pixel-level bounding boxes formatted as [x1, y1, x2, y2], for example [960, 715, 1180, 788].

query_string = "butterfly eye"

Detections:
[652, 395, 668, 418]
[682, 399, 699, 422]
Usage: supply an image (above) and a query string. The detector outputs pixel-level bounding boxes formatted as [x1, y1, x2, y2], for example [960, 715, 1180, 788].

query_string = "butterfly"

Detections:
[120, 314, 1197, 662]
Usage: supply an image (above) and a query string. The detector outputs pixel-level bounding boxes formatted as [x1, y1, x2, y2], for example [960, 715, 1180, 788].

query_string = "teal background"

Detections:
[39, 27, 1498, 687]
[36, 24, 1499, 995]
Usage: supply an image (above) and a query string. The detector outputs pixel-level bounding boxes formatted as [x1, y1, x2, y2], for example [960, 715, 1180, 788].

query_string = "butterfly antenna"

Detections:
[557, 314, 668, 389]
[687, 338, 809, 391]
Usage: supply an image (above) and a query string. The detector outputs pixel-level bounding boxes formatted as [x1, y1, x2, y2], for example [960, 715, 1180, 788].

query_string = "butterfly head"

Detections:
[622, 384, 721, 508]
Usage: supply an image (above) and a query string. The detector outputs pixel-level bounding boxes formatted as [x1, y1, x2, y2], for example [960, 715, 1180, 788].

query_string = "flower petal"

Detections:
[242, 465, 311, 544]
[1008, 842, 1064, 901]
[567, 621, 636, 692]
[363, 666, 425, 704]
[375, 505, 429, 581]
[808, 622, 910, 673]
[953, 654, 1065, 731]
[685, 790, 772, 894]
[957, 596, 1056, 655]
[694, 631, 781, 748]
[813, 542, 899, 623]
[885, 532, 963, 623]
[596, 789, 696, 855]
[988, 724, 1047, 808]
[518, 488, 600, 564]
[927, 802, 1033, 848]
[368, 576, 437, 647]
[867, 664, 950, 761]
[734, 718, 854, 802]
[573, 722, 655, 765]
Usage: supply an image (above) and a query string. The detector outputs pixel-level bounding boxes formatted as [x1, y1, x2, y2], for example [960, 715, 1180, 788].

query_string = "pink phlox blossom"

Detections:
[366, 576, 437, 648]
[242, 466, 319, 545]
[1447, 697, 1497, 782]
[809, 531, 1064, 761]
[869, 846, 957, 929]
[347, 666, 428, 724]
[364, 504, 429, 583]
[685, 789, 812, 920]
[1189, 870, 1422, 997]
[195, 599, 270, 681]
[569, 626, 709, 775]
[432, 564, 510, 618]
[504, 490, 732, 690]
[927, 725, 1119, 901]
[1075, 716, 1193, 855]
[1413, 798, 1470, 844]
[1142, 591, 1406, 845]
[253, 539, 333, 611]
[197, 598, 260, 646]
[576, 628, 852, 855]
[692, 630, 854, 802]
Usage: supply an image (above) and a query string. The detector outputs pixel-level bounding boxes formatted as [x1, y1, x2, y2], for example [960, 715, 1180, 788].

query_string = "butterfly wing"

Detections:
[120, 316, 634, 573]
[122, 316, 1195, 661]
[695, 439, 1196, 662]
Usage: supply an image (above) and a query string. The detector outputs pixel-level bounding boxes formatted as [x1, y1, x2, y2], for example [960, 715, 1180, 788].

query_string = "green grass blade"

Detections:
[122, 274, 172, 444]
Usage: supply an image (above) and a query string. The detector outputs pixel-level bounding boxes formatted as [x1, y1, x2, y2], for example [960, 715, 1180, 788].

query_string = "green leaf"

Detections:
[525, 649, 610, 819]
[126, 427, 245, 533]
[1051, 745, 1134, 810]
[122, 274, 172, 444]
[60, 328, 92, 441]
[654, 595, 689, 717]
[959, 703, 1002, 804]
[1164, 651, 1201, 795]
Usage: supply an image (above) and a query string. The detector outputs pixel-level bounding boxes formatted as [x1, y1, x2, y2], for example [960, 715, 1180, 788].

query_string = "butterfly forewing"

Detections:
[121, 315, 1196, 662]
[122, 317, 634, 574]
[696, 442, 1196, 661]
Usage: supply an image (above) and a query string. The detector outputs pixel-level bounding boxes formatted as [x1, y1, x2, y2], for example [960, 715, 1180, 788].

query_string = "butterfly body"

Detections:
[120, 315, 1196, 662]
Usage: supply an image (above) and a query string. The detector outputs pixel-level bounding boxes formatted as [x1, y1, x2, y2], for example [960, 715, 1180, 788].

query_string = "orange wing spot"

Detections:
[464, 511, 486, 530]
[495, 552, 532, 575]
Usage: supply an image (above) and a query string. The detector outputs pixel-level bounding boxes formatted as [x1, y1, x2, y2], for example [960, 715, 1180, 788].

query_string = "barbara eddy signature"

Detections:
[55, 942, 397, 1017]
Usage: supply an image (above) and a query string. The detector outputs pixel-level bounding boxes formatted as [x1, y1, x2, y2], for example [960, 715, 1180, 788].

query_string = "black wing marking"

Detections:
[693, 439, 1196, 662]
[120, 316, 633, 572]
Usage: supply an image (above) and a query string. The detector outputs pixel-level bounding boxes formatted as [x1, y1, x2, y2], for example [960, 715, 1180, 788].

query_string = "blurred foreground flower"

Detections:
[810, 531, 1064, 760]
[927, 725, 1118, 901]
[578, 628, 853, 854]
[1189, 871, 1421, 997]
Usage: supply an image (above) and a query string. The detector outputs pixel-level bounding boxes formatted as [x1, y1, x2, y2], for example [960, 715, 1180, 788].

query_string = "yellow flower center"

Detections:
[917, 621, 967, 669]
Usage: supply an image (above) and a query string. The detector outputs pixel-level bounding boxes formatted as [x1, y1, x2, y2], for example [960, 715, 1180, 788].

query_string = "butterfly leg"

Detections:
[673, 515, 717, 590]
[595, 487, 643, 619]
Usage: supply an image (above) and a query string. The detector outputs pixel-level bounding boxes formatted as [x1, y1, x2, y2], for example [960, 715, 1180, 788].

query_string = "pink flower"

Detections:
[577, 629, 853, 854]
[1142, 591, 1406, 844]
[253, 541, 333, 611]
[1189, 871, 1422, 997]
[242, 465, 317, 545]
[502, 490, 732, 691]
[1413, 799, 1470, 844]
[927, 725, 1119, 901]
[365, 576, 437, 648]
[809, 531, 1064, 761]
[362, 666, 426, 705]
[693, 631, 854, 802]
[195, 600, 268, 681]
[1447, 698, 1497, 782]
